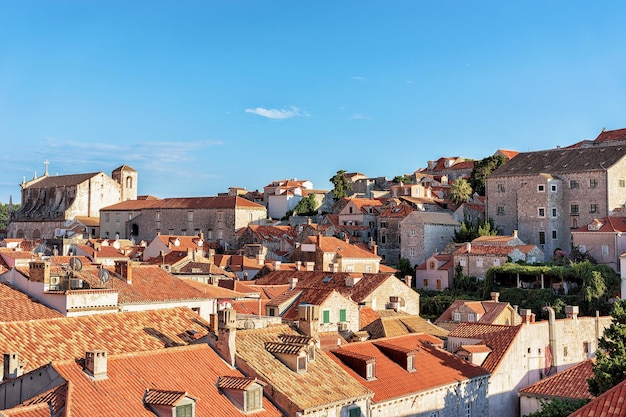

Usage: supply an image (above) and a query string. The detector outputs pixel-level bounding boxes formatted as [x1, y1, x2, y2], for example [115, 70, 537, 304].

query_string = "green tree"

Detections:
[449, 178, 472, 205]
[468, 154, 506, 196]
[395, 258, 414, 281]
[392, 175, 412, 184]
[588, 299, 626, 396]
[453, 218, 498, 243]
[523, 398, 590, 417]
[0, 203, 19, 230]
[293, 194, 318, 216]
[329, 170, 352, 201]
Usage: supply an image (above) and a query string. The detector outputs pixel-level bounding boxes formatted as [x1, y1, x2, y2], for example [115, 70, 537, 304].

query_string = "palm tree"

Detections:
[449, 178, 472, 206]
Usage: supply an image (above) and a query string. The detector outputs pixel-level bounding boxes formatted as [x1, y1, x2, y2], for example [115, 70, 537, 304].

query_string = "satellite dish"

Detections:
[98, 268, 110, 284]
[69, 257, 82, 271]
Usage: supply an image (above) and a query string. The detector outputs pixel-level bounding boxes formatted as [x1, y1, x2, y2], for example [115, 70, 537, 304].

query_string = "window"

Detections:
[105, 213, 110, 223]
[407, 355, 415, 371]
[539, 231, 546, 245]
[551, 184, 557, 192]
[590, 179, 598, 188]
[579, 244, 586, 253]
[398, 236, 401, 244]
[410, 228, 416, 236]
[365, 265, 372, 273]
[365, 363, 375, 380]
[570, 180, 579, 189]
[245, 388, 262, 412]
[268, 307, 276, 317]
[468, 313, 476, 322]
[602, 245, 609, 256]
[423, 279, 429, 287]
[176, 404, 193, 417]
[156, 211, 161, 221]
[453, 312, 461, 321]
[349, 407, 362, 417]
[297, 356, 307, 372]
[381, 235, 386, 244]
[380, 221, 387, 228]
[590, 204, 598, 213]
[339, 309, 347, 322]
[497, 183, 505, 192]
[620, 179, 625, 188]
[476, 258, 483, 267]
[322, 310, 330, 324]
[497, 206, 505, 216]
[551, 208, 558, 218]
[552, 230, 557, 239]
[436, 279, 442, 290]
[464, 402, 472, 417]
[115, 213, 120, 223]
[537, 184, 545, 192]
[429, 261, 435, 269]
[187, 211, 193, 222]
[538, 208, 545, 218]
[218, 211, 223, 221]
[430, 413, 440, 417]
[410, 247, 416, 256]
[571, 204, 579, 214]
[493, 258, 501, 266]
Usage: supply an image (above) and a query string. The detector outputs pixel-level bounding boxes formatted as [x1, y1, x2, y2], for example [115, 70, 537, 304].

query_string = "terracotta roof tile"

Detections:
[328, 334, 488, 403]
[235, 324, 372, 411]
[447, 323, 522, 372]
[568, 377, 626, 417]
[216, 376, 261, 390]
[0, 283, 64, 322]
[0, 307, 210, 373]
[519, 359, 594, 400]
[48, 344, 282, 416]
[143, 389, 188, 406]
[363, 314, 449, 339]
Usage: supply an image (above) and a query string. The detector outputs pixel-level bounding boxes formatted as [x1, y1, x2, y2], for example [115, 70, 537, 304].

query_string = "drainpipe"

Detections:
[542, 306, 557, 370]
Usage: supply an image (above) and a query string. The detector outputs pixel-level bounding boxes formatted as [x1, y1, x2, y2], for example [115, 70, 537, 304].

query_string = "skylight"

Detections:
[323, 276, 332, 283]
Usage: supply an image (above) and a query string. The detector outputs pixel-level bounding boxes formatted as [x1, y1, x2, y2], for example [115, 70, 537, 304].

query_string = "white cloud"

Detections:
[351, 113, 371, 120]
[245, 106, 306, 119]
[351, 76, 365, 82]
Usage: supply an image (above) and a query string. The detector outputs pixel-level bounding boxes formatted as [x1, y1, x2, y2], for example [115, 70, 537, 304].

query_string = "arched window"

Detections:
[126, 176, 133, 188]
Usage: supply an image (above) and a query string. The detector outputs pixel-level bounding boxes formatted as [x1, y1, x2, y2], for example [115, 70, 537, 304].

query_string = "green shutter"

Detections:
[340, 309, 347, 322]
[349, 407, 362, 417]
[323, 310, 330, 323]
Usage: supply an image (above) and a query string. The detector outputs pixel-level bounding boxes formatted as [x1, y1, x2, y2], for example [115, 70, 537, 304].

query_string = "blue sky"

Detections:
[2, 2, 626, 204]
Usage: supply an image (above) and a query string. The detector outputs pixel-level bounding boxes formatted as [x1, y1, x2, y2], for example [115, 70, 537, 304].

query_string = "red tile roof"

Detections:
[102, 195, 265, 211]
[593, 128, 626, 143]
[49, 344, 283, 416]
[447, 323, 522, 373]
[568, 377, 626, 417]
[328, 333, 488, 403]
[573, 216, 626, 233]
[0, 283, 64, 322]
[519, 359, 594, 400]
[235, 324, 372, 411]
[0, 307, 211, 373]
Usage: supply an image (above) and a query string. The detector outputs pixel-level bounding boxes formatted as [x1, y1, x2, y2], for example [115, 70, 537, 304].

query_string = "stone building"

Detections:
[487, 128, 626, 258]
[376, 201, 415, 266]
[8, 164, 137, 239]
[399, 211, 460, 268]
[101, 195, 267, 250]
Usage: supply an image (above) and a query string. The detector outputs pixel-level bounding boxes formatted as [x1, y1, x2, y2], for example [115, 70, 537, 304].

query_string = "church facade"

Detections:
[8, 164, 137, 240]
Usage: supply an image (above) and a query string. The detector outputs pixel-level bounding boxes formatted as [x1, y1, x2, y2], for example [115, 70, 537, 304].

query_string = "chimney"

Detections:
[513, 230, 518, 238]
[29, 261, 50, 284]
[273, 260, 281, 270]
[3, 353, 25, 380]
[256, 253, 265, 266]
[520, 309, 535, 324]
[305, 261, 315, 271]
[289, 277, 298, 290]
[84, 350, 108, 380]
[216, 308, 237, 366]
[465, 242, 471, 253]
[404, 275, 413, 288]
[565, 305, 579, 320]
[298, 304, 320, 340]
[114, 260, 133, 284]
[490, 292, 500, 302]
[345, 276, 362, 287]
[296, 261, 302, 271]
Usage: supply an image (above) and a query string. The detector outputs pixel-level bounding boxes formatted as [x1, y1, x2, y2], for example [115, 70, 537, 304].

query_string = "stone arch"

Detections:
[32, 229, 41, 239]
[16, 229, 24, 239]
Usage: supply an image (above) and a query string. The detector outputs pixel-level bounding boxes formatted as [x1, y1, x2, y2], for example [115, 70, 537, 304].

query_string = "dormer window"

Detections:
[453, 312, 461, 322]
[143, 389, 197, 417]
[217, 376, 265, 414]
[366, 362, 376, 380]
[265, 341, 308, 373]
